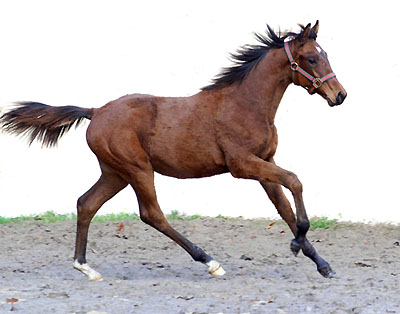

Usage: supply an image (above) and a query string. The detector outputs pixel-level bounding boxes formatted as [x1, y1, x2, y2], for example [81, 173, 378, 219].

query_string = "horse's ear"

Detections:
[312, 20, 319, 36]
[300, 23, 312, 42]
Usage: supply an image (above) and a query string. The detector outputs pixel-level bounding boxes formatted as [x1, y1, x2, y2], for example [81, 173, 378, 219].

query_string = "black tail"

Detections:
[0, 102, 93, 147]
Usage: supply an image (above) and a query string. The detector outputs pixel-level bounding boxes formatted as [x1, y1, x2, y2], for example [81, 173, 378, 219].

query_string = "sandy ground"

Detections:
[0, 217, 399, 314]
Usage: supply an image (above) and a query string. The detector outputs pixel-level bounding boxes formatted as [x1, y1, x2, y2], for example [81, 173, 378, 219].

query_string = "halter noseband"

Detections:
[284, 41, 336, 94]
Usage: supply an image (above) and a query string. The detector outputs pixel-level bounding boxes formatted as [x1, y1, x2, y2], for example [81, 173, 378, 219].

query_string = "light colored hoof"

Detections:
[73, 260, 103, 282]
[206, 260, 226, 276]
[89, 274, 103, 282]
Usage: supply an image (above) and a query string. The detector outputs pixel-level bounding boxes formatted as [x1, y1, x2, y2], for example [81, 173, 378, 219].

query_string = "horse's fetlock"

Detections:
[191, 245, 209, 263]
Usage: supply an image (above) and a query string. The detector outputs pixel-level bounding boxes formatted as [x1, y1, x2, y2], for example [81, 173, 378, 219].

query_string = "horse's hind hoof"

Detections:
[290, 239, 301, 256]
[73, 260, 103, 282]
[206, 260, 226, 277]
[318, 265, 335, 278]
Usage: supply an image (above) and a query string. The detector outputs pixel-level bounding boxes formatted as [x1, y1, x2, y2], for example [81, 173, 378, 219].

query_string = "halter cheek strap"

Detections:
[284, 41, 336, 94]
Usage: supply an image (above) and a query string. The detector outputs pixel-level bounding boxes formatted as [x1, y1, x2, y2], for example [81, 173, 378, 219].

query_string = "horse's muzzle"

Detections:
[328, 91, 347, 107]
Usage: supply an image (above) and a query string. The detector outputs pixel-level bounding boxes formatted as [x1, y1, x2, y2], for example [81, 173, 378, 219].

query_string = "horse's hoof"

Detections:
[89, 274, 104, 282]
[290, 239, 301, 256]
[210, 265, 226, 276]
[318, 265, 335, 278]
[206, 260, 226, 276]
[73, 260, 103, 282]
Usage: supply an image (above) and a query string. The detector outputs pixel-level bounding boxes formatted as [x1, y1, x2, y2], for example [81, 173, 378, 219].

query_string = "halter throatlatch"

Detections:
[284, 41, 336, 94]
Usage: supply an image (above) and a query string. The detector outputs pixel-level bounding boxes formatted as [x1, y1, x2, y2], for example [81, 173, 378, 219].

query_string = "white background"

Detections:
[0, 1, 399, 223]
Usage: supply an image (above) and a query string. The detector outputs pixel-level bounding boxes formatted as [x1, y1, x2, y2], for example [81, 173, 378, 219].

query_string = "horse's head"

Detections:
[286, 21, 347, 107]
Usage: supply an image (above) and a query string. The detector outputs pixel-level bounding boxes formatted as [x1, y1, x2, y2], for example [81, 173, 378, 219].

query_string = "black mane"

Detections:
[202, 24, 313, 91]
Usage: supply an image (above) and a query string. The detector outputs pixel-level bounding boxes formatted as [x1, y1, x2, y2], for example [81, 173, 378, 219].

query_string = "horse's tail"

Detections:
[0, 102, 94, 147]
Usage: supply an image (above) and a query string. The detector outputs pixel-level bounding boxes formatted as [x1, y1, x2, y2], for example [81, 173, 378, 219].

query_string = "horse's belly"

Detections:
[154, 163, 228, 179]
[148, 139, 228, 179]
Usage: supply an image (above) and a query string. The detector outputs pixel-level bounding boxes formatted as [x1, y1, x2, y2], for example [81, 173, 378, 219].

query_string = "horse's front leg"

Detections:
[227, 154, 333, 277]
[261, 178, 333, 278]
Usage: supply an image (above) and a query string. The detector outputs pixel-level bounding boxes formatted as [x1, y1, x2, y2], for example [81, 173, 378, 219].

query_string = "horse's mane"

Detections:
[202, 24, 315, 91]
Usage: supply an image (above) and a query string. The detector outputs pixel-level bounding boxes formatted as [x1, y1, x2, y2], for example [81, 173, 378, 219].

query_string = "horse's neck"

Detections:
[229, 49, 291, 125]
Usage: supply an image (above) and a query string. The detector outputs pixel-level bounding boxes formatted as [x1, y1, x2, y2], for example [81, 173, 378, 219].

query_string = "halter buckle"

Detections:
[290, 62, 298, 71]
[313, 78, 322, 88]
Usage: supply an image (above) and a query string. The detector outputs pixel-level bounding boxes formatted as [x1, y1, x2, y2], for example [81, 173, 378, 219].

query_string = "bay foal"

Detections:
[0, 21, 346, 280]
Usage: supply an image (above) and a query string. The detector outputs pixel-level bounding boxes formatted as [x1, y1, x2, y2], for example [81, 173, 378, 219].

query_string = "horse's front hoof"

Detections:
[318, 265, 335, 278]
[290, 239, 301, 256]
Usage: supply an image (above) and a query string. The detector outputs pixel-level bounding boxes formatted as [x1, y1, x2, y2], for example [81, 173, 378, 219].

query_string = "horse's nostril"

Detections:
[336, 91, 346, 105]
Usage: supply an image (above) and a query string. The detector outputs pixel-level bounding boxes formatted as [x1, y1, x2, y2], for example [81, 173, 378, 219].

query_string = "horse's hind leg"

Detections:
[73, 164, 127, 281]
[261, 181, 333, 278]
[124, 165, 225, 276]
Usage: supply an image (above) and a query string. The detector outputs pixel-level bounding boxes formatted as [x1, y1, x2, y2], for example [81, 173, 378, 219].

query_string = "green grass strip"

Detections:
[310, 215, 338, 230]
[0, 210, 203, 224]
[0, 210, 340, 229]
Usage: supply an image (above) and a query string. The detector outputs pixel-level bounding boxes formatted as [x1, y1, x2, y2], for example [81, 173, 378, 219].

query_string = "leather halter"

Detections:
[284, 41, 336, 94]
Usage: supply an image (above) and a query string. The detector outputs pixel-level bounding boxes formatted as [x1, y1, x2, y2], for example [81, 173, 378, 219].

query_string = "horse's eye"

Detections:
[308, 57, 317, 65]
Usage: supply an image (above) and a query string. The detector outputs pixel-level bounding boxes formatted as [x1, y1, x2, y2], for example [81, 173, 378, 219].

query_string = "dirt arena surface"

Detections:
[1, 217, 399, 313]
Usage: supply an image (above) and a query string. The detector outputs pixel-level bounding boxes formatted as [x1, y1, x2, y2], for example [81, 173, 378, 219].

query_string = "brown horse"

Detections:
[0, 21, 346, 281]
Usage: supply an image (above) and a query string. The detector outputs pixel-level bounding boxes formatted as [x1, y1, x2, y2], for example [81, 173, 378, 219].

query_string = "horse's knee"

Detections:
[286, 172, 303, 194]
